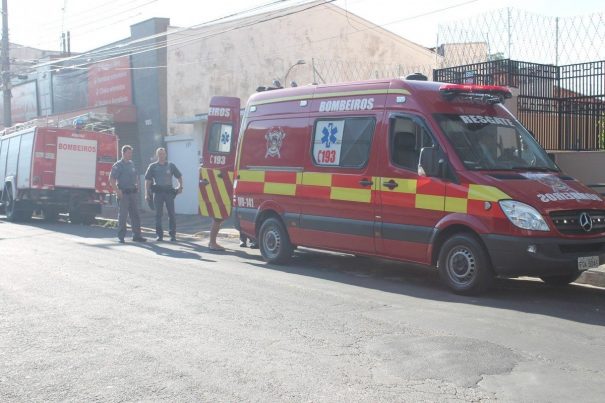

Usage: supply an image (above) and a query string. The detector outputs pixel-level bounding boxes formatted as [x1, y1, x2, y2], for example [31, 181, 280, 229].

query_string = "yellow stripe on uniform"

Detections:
[468, 184, 510, 201]
[330, 187, 372, 203]
[416, 194, 445, 210]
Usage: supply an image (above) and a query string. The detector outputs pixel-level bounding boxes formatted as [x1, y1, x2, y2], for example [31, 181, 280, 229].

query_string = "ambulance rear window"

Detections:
[312, 117, 375, 168]
[208, 123, 233, 153]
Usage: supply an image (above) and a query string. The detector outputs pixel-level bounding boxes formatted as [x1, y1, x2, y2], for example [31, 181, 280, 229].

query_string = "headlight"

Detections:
[499, 200, 549, 231]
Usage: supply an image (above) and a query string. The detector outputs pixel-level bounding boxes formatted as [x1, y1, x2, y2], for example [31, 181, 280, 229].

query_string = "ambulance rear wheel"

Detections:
[259, 217, 293, 264]
[438, 234, 493, 295]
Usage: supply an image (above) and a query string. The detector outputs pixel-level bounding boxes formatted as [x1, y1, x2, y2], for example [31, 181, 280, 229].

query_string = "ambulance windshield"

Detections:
[435, 113, 559, 172]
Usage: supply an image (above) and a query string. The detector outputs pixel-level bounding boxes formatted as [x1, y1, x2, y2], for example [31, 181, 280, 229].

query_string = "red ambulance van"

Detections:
[231, 78, 605, 294]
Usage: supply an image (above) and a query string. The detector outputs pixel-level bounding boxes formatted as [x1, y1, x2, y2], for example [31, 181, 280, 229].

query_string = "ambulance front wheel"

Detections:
[438, 234, 493, 295]
[259, 217, 293, 264]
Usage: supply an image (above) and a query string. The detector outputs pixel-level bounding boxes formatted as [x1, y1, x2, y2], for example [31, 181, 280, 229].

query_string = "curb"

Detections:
[94, 217, 240, 240]
[94, 216, 605, 288]
[577, 269, 605, 288]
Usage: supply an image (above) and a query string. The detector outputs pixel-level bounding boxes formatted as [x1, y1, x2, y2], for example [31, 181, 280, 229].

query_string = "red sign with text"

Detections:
[88, 56, 133, 107]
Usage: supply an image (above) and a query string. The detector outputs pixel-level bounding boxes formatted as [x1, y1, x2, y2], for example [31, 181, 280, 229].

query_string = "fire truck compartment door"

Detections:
[55, 137, 98, 188]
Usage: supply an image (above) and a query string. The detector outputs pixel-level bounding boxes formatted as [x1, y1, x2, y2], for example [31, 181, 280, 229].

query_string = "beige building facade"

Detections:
[166, 1, 440, 143]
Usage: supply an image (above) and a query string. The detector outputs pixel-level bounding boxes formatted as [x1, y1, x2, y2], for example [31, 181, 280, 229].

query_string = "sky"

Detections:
[7, 0, 605, 53]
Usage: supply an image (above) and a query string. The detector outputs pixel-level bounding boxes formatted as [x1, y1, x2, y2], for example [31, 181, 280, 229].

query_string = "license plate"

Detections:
[577, 256, 599, 271]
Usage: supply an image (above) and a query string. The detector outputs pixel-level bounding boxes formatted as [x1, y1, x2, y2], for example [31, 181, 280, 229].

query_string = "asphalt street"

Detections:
[1, 219, 604, 402]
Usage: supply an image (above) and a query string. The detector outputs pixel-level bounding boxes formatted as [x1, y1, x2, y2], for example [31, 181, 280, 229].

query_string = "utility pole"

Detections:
[1, 0, 11, 127]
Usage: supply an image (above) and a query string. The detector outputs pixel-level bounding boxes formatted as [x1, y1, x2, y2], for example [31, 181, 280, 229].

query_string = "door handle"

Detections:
[359, 179, 373, 187]
[382, 180, 398, 189]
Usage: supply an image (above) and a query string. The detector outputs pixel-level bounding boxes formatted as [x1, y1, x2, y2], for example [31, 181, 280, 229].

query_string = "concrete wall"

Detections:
[551, 151, 605, 193]
[166, 2, 439, 146]
[130, 18, 170, 171]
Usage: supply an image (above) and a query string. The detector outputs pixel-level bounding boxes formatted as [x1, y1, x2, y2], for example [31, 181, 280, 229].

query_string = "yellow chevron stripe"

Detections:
[264, 182, 297, 196]
[302, 172, 332, 186]
[239, 170, 266, 182]
[251, 88, 412, 106]
[416, 194, 445, 211]
[445, 197, 468, 213]
[378, 177, 417, 193]
[330, 187, 372, 203]
[468, 184, 510, 201]
[198, 168, 210, 216]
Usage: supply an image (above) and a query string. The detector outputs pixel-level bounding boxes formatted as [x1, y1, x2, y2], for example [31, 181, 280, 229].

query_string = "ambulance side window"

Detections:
[390, 117, 434, 171]
[208, 123, 233, 153]
[312, 117, 375, 168]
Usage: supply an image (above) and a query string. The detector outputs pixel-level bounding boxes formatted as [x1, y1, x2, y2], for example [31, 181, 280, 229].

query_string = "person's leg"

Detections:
[166, 194, 176, 241]
[154, 192, 164, 240]
[129, 193, 144, 240]
[209, 219, 224, 250]
[117, 194, 129, 242]
[239, 233, 247, 247]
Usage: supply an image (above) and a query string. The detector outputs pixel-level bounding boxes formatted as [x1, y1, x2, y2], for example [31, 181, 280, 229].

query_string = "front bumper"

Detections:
[481, 234, 605, 277]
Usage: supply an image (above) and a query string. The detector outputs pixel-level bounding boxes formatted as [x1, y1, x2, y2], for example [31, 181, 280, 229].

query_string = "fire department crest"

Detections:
[265, 127, 286, 158]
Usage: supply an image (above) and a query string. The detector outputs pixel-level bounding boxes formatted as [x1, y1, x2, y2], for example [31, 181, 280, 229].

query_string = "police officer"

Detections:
[109, 145, 147, 243]
[144, 147, 183, 241]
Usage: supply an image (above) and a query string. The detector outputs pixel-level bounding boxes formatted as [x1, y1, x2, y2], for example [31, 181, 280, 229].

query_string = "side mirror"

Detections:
[418, 147, 441, 177]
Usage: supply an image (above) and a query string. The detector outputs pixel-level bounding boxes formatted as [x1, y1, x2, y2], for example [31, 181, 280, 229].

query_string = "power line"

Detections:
[21, 0, 308, 70]
[15, 0, 482, 78]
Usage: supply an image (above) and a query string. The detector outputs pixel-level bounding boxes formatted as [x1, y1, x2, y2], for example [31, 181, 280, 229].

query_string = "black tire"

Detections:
[80, 213, 97, 225]
[259, 217, 293, 264]
[4, 186, 20, 222]
[540, 272, 581, 286]
[42, 208, 60, 222]
[70, 209, 96, 225]
[438, 233, 494, 295]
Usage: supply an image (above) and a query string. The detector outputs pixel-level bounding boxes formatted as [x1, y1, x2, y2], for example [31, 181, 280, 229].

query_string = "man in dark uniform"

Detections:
[109, 145, 147, 243]
[144, 147, 183, 241]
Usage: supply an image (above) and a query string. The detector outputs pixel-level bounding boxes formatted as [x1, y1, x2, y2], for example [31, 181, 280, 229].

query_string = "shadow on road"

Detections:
[243, 247, 605, 327]
[7, 217, 605, 326]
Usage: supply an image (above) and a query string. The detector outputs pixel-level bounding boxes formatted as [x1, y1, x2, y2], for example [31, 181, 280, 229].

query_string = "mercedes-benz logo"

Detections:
[579, 212, 593, 232]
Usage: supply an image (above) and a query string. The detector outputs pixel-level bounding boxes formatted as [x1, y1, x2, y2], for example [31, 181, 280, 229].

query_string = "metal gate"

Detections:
[434, 59, 605, 151]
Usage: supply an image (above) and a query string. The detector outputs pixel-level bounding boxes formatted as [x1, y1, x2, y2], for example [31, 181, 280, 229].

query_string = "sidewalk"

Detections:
[98, 205, 241, 240]
[97, 205, 605, 288]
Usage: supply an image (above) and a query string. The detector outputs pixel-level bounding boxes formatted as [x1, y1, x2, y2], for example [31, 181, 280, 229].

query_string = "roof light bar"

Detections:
[439, 84, 512, 104]
[439, 84, 512, 98]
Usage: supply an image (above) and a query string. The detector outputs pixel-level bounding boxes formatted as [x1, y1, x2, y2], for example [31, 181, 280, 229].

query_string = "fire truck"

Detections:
[0, 114, 118, 223]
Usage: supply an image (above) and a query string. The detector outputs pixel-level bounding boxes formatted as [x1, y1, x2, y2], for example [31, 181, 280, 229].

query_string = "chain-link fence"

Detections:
[310, 58, 435, 84]
[437, 8, 605, 67]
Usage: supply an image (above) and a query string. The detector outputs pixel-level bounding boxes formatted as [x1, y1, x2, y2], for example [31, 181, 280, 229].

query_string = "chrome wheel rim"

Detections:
[446, 246, 476, 286]
[263, 226, 281, 259]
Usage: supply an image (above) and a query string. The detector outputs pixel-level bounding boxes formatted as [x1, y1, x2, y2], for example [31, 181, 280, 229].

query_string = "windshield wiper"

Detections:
[510, 166, 559, 172]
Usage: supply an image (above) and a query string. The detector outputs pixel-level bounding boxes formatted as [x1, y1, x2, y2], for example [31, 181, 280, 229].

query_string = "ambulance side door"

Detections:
[375, 114, 446, 264]
[298, 115, 379, 255]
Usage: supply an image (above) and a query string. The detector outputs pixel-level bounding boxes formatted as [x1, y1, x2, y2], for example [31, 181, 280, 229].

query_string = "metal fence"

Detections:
[434, 59, 605, 151]
[310, 58, 434, 84]
[437, 8, 605, 67]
